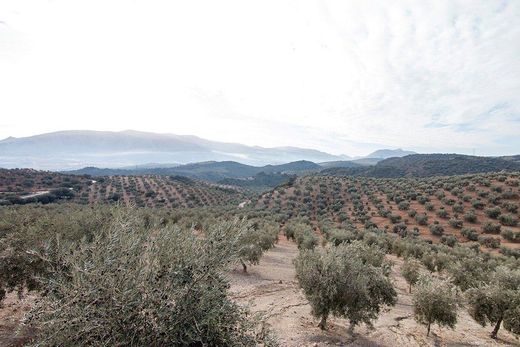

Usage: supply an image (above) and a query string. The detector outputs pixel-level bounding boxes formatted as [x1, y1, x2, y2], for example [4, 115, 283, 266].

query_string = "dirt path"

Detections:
[228, 236, 520, 346]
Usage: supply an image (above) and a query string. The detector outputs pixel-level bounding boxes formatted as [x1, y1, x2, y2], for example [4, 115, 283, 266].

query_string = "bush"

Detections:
[501, 229, 520, 243]
[415, 213, 428, 226]
[237, 220, 278, 272]
[398, 201, 410, 211]
[294, 242, 396, 331]
[503, 202, 518, 214]
[463, 210, 477, 223]
[448, 218, 463, 229]
[413, 276, 458, 336]
[482, 222, 501, 234]
[485, 207, 501, 219]
[436, 208, 449, 219]
[429, 223, 444, 236]
[26, 212, 274, 346]
[479, 235, 501, 249]
[401, 259, 421, 293]
[467, 267, 520, 339]
[461, 228, 479, 241]
[472, 199, 485, 210]
[441, 235, 458, 247]
[499, 214, 518, 227]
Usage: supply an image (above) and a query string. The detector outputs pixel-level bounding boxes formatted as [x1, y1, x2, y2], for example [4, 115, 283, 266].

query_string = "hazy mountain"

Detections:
[365, 148, 416, 159]
[0, 130, 349, 170]
[321, 153, 520, 178]
[66, 160, 322, 182]
[318, 160, 363, 169]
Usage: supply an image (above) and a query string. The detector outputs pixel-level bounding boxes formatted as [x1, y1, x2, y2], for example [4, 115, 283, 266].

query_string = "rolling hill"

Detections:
[321, 154, 520, 178]
[66, 160, 321, 182]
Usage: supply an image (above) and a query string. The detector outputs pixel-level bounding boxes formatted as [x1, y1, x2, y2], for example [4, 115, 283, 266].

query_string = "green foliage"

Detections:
[448, 218, 463, 229]
[429, 223, 444, 236]
[482, 222, 501, 234]
[461, 228, 479, 241]
[26, 210, 276, 346]
[237, 219, 278, 272]
[467, 267, 520, 338]
[499, 214, 518, 227]
[401, 259, 421, 293]
[485, 207, 501, 219]
[294, 242, 396, 331]
[413, 276, 458, 336]
[463, 210, 478, 223]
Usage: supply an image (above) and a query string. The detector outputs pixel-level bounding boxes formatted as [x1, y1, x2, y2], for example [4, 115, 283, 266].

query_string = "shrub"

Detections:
[327, 228, 356, 246]
[461, 228, 479, 241]
[398, 201, 410, 211]
[429, 223, 444, 236]
[479, 236, 501, 249]
[452, 203, 464, 213]
[436, 208, 449, 219]
[389, 214, 402, 224]
[501, 229, 520, 243]
[499, 214, 518, 227]
[472, 199, 485, 210]
[413, 276, 458, 336]
[467, 267, 520, 339]
[448, 218, 463, 229]
[294, 242, 396, 331]
[503, 202, 518, 214]
[26, 212, 274, 346]
[485, 207, 501, 219]
[441, 235, 458, 247]
[294, 226, 318, 250]
[482, 222, 501, 234]
[463, 210, 477, 223]
[401, 259, 421, 293]
[415, 213, 428, 226]
[237, 220, 278, 272]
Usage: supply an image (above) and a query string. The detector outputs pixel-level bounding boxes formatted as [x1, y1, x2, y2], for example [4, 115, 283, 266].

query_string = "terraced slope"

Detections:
[255, 172, 520, 252]
[0, 169, 248, 208]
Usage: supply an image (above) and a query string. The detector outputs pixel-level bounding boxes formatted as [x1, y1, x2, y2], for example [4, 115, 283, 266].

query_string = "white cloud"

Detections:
[0, 0, 519, 156]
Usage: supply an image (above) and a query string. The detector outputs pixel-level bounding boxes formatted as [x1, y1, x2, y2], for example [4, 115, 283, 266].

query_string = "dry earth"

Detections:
[229, 235, 520, 347]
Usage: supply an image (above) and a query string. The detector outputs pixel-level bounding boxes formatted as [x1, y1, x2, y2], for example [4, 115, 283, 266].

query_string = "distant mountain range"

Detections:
[364, 148, 416, 159]
[321, 154, 520, 178]
[0, 130, 415, 170]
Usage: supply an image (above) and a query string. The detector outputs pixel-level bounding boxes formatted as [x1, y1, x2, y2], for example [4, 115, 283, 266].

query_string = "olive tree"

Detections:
[26, 211, 275, 346]
[413, 276, 458, 336]
[401, 259, 421, 293]
[466, 266, 520, 339]
[237, 219, 278, 272]
[294, 241, 396, 331]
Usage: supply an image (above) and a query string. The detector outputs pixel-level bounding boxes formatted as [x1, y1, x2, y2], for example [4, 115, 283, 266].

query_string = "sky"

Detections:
[0, 0, 519, 157]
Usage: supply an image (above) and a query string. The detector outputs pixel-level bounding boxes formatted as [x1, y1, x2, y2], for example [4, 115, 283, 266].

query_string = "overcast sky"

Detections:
[1, 0, 519, 156]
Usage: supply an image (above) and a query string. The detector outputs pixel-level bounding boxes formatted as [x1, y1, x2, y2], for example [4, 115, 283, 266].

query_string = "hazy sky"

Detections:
[1, 0, 519, 156]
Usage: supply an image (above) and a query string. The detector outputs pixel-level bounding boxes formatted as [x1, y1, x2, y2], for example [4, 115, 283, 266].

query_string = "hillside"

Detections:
[256, 171, 520, 253]
[0, 130, 349, 169]
[0, 169, 248, 208]
[322, 154, 520, 178]
[66, 160, 321, 182]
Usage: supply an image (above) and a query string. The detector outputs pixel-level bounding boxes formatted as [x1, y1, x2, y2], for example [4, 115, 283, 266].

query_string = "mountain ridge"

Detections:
[0, 130, 351, 169]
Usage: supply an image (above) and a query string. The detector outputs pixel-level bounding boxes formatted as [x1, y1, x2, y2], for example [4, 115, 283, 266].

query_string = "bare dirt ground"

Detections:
[229, 235, 520, 347]
[0, 293, 35, 347]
